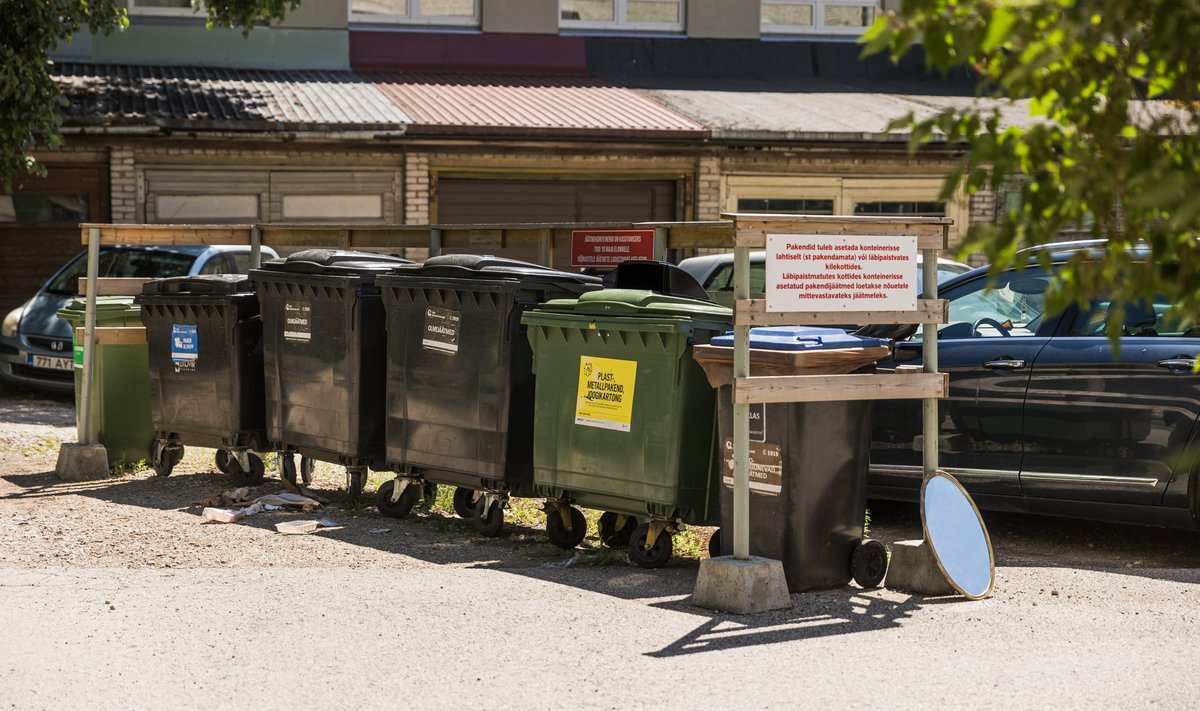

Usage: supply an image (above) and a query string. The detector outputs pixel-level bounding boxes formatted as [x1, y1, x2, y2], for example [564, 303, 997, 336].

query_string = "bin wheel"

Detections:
[153, 444, 184, 478]
[376, 479, 420, 519]
[546, 506, 587, 550]
[299, 456, 315, 485]
[452, 487, 477, 519]
[214, 449, 231, 474]
[707, 528, 722, 558]
[598, 512, 637, 548]
[628, 523, 673, 569]
[473, 499, 505, 537]
[227, 453, 265, 486]
[852, 539, 889, 589]
[281, 455, 299, 487]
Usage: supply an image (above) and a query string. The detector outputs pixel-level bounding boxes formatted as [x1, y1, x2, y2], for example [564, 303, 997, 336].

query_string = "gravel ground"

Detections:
[2, 392, 1200, 709]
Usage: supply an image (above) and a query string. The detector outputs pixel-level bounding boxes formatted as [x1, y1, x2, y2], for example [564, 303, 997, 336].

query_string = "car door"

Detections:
[871, 268, 1058, 499]
[1019, 297, 1200, 506]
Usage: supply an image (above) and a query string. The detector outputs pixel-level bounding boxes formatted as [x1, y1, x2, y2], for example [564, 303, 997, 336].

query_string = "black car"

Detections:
[870, 241, 1200, 530]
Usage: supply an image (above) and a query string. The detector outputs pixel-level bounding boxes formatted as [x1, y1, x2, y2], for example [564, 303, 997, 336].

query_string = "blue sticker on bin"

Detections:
[171, 324, 198, 363]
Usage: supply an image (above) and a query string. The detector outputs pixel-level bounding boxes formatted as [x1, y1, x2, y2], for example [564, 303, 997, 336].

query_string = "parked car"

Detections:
[0, 244, 278, 394]
[677, 250, 971, 306]
[870, 240, 1200, 530]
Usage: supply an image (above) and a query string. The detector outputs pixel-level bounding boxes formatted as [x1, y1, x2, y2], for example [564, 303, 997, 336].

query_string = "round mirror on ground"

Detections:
[921, 471, 995, 599]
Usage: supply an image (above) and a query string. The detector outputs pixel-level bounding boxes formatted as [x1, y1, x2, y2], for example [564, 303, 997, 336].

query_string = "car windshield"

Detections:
[44, 249, 196, 295]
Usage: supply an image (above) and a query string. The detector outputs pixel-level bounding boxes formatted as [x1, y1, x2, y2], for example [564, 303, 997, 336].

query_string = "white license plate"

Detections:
[27, 354, 73, 371]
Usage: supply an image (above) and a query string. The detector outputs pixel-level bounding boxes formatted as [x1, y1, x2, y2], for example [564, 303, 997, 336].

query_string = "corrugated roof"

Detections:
[53, 63, 410, 132]
[368, 72, 705, 139]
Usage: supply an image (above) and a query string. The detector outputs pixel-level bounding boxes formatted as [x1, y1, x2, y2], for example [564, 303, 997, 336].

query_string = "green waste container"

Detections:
[57, 296, 154, 468]
[522, 286, 732, 568]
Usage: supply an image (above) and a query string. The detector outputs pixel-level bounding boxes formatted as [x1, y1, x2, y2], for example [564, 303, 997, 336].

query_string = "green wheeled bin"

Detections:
[522, 285, 732, 567]
[57, 296, 154, 468]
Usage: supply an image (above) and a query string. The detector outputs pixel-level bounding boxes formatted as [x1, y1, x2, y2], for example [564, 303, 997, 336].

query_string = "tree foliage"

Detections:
[863, 0, 1200, 330]
[0, 0, 297, 191]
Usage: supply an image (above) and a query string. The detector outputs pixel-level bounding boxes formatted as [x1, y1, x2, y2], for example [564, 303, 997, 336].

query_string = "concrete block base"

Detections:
[884, 539, 955, 596]
[691, 556, 792, 615]
[55, 443, 109, 481]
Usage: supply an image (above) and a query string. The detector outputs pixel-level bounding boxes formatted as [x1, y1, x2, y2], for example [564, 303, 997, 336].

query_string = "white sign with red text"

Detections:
[764, 233, 918, 312]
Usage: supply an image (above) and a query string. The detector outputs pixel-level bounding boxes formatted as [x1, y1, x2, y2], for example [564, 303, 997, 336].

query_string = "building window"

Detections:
[127, 0, 201, 16]
[853, 200, 946, 217]
[350, 0, 480, 26]
[0, 195, 89, 224]
[736, 198, 834, 215]
[560, 0, 684, 32]
[761, 0, 879, 35]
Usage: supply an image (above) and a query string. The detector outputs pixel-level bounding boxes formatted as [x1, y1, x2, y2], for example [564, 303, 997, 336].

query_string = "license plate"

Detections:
[27, 354, 73, 371]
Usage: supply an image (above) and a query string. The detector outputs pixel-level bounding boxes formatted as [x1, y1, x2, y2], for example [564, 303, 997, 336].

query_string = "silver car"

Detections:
[0, 244, 277, 394]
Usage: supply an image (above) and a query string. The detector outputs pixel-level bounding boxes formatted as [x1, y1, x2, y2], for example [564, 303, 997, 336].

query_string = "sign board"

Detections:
[764, 233, 918, 312]
[574, 355, 637, 432]
[570, 229, 655, 268]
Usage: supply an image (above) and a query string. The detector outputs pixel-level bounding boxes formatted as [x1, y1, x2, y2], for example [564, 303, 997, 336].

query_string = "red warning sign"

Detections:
[569, 229, 656, 268]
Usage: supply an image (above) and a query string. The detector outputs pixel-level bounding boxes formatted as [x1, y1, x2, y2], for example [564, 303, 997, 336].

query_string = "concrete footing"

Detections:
[691, 556, 792, 615]
[883, 539, 955, 595]
[55, 443, 109, 481]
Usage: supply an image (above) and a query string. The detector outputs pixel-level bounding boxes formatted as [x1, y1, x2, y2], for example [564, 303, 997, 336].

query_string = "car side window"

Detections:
[228, 253, 252, 273]
[939, 269, 1050, 339]
[198, 254, 233, 275]
[703, 263, 766, 294]
[1071, 297, 1188, 337]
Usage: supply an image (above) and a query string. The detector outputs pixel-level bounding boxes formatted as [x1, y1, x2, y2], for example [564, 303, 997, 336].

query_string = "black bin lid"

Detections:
[382, 254, 601, 291]
[601, 260, 711, 301]
[140, 273, 253, 296]
[258, 249, 413, 276]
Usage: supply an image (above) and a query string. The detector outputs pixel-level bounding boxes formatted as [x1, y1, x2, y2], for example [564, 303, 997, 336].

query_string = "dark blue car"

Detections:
[870, 241, 1200, 530]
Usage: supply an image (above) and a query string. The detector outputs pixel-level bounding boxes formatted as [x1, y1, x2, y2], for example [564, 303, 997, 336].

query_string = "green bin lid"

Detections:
[57, 296, 140, 317]
[539, 288, 733, 321]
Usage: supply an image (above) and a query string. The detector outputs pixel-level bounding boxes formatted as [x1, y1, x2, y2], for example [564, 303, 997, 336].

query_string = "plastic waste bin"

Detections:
[57, 296, 154, 467]
[374, 255, 601, 532]
[693, 326, 893, 591]
[522, 267, 733, 567]
[250, 249, 412, 497]
[136, 274, 274, 484]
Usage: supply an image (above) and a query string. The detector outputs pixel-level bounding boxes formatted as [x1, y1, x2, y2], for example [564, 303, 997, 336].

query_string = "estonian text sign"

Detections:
[570, 229, 655, 268]
[764, 233, 918, 312]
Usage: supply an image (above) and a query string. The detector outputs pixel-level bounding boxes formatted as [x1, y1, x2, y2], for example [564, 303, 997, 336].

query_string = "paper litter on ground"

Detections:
[200, 492, 322, 524]
[274, 518, 338, 534]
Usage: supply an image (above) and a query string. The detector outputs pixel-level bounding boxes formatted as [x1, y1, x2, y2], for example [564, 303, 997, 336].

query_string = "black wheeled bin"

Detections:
[693, 326, 893, 591]
[250, 249, 412, 496]
[374, 255, 601, 532]
[522, 262, 733, 568]
[137, 274, 271, 484]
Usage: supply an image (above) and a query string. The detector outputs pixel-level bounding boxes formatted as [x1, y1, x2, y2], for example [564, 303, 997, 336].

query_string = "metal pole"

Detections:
[733, 244, 751, 560]
[79, 228, 101, 445]
[653, 226, 667, 262]
[250, 226, 262, 268]
[537, 230, 551, 267]
[922, 243, 939, 478]
[429, 228, 442, 258]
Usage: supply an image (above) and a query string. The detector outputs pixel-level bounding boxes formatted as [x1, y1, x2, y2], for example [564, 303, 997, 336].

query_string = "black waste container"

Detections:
[693, 326, 893, 591]
[374, 254, 601, 533]
[137, 274, 270, 484]
[251, 249, 412, 495]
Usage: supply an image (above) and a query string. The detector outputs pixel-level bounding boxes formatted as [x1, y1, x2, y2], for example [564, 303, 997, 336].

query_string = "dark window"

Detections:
[737, 198, 835, 215]
[853, 201, 945, 217]
[0, 195, 89, 223]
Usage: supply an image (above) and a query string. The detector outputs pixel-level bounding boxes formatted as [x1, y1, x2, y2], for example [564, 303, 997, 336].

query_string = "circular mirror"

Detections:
[921, 471, 995, 599]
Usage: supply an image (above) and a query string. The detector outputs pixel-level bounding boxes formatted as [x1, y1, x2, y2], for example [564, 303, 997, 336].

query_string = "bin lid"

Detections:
[58, 295, 139, 315]
[380, 254, 601, 292]
[257, 249, 412, 276]
[540, 288, 733, 321]
[139, 273, 252, 296]
[601, 260, 711, 301]
[710, 326, 891, 351]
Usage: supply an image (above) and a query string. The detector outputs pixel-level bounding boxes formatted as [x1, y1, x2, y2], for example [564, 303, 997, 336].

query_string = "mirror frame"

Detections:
[920, 470, 995, 600]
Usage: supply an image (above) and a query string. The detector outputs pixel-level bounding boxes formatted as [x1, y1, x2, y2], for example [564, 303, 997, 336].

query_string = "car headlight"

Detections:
[1, 307, 21, 338]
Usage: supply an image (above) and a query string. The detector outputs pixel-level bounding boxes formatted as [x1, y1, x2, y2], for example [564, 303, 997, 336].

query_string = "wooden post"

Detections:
[79, 228, 101, 445]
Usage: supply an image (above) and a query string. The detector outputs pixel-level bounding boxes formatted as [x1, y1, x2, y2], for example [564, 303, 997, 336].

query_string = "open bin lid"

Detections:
[601, 260, 711, 301]
[710, 326, 891, 351]
[139, 273, 253, 297]
[257, 249, 412, 276]
[379, 254, 601, 295]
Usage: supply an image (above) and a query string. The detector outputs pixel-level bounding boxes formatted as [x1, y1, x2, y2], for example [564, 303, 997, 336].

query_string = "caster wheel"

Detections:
[545, 506, 587, 549]
[227, 453, 265, 486]
[214, 449, 231, 474]
[281, 455, 299, 487]
[473, 498, 505, 537]
[628, 522, 673, 569]
[852, 539, 889, 589]
[154, 444, 184, 477]
[376, 479, 420, 519]
[598, 512, 637, 548]
[452, 487, 477, 519]
[707, 528, 722, 558]
[299, 456, 315, 485]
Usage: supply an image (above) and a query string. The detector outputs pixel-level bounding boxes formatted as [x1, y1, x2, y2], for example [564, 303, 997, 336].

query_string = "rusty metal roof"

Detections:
[368, 72, 705, 139]
[53, 63, 410, 133]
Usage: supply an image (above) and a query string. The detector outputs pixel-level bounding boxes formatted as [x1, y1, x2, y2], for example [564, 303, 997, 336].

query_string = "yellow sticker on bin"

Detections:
[574, 355, 637, 432]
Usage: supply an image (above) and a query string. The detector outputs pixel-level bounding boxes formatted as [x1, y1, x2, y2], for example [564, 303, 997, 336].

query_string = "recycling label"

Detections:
[722, 438, 783, 496]
[574, 355, 637, 432]
[171, 324, 198, 373]
[422, 306, 461, 354]
[283, 301, 311, 342]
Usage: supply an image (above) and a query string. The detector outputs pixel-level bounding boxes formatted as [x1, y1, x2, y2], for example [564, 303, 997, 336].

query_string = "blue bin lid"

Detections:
[710, 326, 891, 351]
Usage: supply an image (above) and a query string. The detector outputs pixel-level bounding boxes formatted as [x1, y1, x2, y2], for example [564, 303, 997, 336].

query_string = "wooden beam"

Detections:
[735, 222, 947, 249]
[75, 326, 147, 346]
[735, 298, 947, 325]
[77, 278, 153, 297]
[733, 372, 948, 404]
[81, 224, 253, 246]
